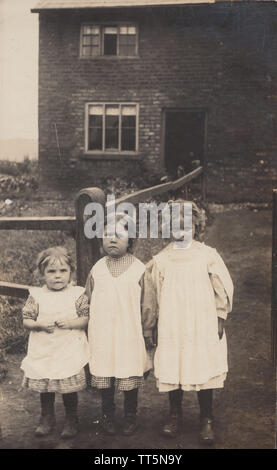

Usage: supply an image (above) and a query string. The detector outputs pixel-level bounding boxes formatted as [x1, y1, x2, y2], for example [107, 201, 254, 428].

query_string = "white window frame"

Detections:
[80, 23, 139, 58]
[85, 102, 139, 155]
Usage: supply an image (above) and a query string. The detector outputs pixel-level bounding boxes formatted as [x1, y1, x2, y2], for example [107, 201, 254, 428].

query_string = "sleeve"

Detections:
[208, 248, 234, 319]
[150, 257, 164, 308]
[210, 273, 229, 320]
[140, 262, 158, 338]
[83, 271, 94, 305]
[22, 295, 39, 320]
[75, 293, 90, 317]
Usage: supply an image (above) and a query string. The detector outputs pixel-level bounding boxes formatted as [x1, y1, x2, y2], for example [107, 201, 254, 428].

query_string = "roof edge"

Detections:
[30, 0, 276, 13]
[31, 1, 216, 13]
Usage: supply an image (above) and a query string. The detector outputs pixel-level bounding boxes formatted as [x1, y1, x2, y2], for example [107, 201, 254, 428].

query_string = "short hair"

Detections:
[168, 199, 206, 240]
[36, 246, 74, 275]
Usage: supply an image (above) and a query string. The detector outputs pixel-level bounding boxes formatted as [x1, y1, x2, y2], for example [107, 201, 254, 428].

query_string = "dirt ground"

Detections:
[0, 206, 275, 449]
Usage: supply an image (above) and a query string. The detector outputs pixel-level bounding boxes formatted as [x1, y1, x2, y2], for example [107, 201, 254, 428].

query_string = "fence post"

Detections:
[201, 171, 206, 202]
[272, 189, 277, 367]
[75, 187, 106, 286]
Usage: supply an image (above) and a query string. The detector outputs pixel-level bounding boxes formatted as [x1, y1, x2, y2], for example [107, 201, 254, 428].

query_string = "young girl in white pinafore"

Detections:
[85, 215, 155, 436]
[146, 200, 234, 444]
[21, 247, 89, 439]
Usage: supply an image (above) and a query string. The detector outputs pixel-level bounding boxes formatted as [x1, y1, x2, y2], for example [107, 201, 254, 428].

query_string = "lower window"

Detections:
[86, 103, 138, 153]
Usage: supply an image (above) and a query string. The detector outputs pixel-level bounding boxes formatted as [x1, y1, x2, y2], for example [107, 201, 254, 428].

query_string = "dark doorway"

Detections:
[164, 110, 206, 176]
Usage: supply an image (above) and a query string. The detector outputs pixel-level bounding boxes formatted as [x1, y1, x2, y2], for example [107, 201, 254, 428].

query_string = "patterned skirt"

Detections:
[22, 368, 87, 394]
[91, 375, 144, 391]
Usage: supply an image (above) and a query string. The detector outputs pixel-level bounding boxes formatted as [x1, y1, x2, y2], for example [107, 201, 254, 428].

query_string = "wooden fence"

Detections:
[0, 166, 204, 296]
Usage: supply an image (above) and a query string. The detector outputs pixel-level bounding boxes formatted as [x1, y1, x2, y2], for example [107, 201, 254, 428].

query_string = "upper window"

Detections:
[86, 103, 138, 153]
[81, 24, 138, 58]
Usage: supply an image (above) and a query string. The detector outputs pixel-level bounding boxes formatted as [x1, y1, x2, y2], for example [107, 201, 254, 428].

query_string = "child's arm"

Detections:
[55, 316, 88, 330]
[208, 248, 234, 339]
[83, 272, 94, 304]
[210, 273, 229, 339]
[22, 295, 55, 333]
[211, 273, 230, 321]
[23, 318, 55, 333]
[140, 260, 159, 349]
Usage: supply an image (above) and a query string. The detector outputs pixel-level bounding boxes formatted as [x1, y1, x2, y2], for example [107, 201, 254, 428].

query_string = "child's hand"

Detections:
[218, 318, 225, 340]
[144, 336, 155, 350]
[55, 319, 73, 329]
[37, 321, 55, 334]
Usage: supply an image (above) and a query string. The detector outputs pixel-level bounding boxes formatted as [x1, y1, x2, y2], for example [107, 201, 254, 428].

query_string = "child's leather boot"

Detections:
[61, 413, 78, 439]
[199, 417, 214, 445]
[101, 413, 116, 435]
[35, 413, 55, 437]
[122, 413, 137, 436]
[35, 393, 55, 437]
[162, 413, 182, 438]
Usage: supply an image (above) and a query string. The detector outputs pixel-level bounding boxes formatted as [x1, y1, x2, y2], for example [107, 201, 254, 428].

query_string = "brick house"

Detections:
[31, 0, 277, 202]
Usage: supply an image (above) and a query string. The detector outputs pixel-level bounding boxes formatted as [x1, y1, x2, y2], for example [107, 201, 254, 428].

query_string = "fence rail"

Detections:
[0, 216, 75, 231]
[114, 166, 203, 206]
[0, 281, 30, 299]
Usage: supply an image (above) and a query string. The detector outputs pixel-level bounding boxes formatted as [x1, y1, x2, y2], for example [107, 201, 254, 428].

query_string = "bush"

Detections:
[0, 349, 8, 382]
[0, 297, 27, 354]
[0, 158, 38, 178]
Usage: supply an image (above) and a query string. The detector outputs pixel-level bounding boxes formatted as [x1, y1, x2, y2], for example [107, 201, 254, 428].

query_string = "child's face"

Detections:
[43, 259, 71, 290]
[102, 229, 129, 258]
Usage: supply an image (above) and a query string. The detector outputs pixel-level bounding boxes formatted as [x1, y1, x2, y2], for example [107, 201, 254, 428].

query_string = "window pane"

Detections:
[121, 115, 136, 151]
[106, 115, 119, 127]
[84, 25, 100, 34]
[122, 115, 136, 127]
[104, 26, 117, 34]
[91, 26, 100, 34]
[105, 115, 119, 149]
[82, 44, 100, 57]
[106, 105, 119, 116]
[90, 115, 103, 126]
[83, 26, 92, 34]
[92, 35, 100, 46]
[89, 115, 103, 150]
[104, 33, 117, 55]
[82, 46, 92, 57]
[119, 26, 136, 35]
[119, 34, 136, 56]
[89, 129, 102, 150]
[121, 128, 136, 151]
[122, 105, 136, 116]
[89, 105, 103, 116]
[123, 35, 136, 46]
[83, 35, 92, 46]
[105, 129, 119, 150]
[91, 45, 100, 56]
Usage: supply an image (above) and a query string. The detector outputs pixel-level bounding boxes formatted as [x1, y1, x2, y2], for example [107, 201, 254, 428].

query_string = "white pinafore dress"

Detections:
[153, 241, 234, 391]
[88, 257, 149, 379]
[21, 285, 89, 381]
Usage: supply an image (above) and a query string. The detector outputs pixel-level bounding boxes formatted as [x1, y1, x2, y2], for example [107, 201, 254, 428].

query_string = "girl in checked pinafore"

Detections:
[85, 214, 155, 436]
[146, 200, 234, 444]
[21, 247, 89, 439]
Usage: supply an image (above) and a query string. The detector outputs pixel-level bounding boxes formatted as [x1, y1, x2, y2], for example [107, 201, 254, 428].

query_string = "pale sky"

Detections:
[0, 0, 38, 140]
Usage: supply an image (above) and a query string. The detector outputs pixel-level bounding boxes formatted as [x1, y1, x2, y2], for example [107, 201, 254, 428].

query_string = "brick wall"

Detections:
[38, 3, 277, 202]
